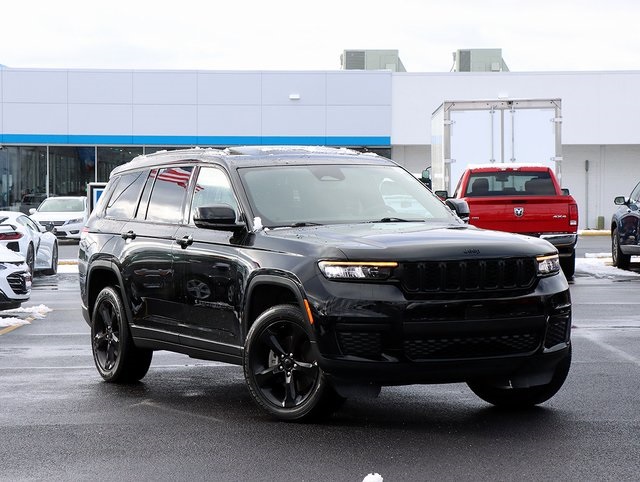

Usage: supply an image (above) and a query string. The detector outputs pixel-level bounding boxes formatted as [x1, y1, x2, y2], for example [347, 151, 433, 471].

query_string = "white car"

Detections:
[0, 211, 59, 275]
[0, 245, 31, 310]
[29, 196, 87, 240]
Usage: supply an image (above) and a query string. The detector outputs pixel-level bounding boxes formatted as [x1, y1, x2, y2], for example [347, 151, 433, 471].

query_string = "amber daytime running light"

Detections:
[318, 261, 398, 280]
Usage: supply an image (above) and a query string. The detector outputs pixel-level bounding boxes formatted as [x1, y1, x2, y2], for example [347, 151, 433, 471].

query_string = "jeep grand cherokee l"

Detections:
[79, 146, 572, 421]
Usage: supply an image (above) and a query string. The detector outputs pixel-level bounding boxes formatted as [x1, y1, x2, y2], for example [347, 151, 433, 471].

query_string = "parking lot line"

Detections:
[0, 325, 23, 336]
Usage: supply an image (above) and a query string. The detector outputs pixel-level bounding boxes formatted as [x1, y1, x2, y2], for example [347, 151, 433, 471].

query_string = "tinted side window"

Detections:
[146, 167, 193, 223]
[190, 167, 239, 222]
[105, 171, 148, 220]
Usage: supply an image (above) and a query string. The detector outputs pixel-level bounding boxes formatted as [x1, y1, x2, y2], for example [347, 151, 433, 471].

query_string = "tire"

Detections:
[612, 227, 631, 270]
[467, 347, 571, 408]
[42, 242, 58, 276]
[91, 286, 152, 383]
[26, 244, 35, 275]
[243, 304, 344, 421]
[560, 251, 575, 280]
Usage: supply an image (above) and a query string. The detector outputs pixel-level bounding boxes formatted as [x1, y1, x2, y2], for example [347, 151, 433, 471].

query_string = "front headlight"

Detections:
[537, 254, 561, 276]
[65, 218, 84, 225]
[318, 261, 398, 280]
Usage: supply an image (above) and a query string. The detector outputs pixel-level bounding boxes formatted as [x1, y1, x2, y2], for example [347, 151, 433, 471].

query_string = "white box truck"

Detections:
[426, 98, 563, 193]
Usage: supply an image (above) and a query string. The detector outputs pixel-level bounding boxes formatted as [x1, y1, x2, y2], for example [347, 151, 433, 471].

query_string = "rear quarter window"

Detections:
[105, 171, 148, 219]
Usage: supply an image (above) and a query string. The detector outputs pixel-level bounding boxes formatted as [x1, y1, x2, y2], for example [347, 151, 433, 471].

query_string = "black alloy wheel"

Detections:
[243, 304, 343, 421]
[91, 286, 152, 383]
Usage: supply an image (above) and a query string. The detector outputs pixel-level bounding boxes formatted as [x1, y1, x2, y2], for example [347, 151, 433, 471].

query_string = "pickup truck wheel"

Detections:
[612, 227, 631, 269]
[91, 286, 153, 383]
[467, 347, 571, 408]
[560, 252, 575, 279]
[243, 304, 344, 421]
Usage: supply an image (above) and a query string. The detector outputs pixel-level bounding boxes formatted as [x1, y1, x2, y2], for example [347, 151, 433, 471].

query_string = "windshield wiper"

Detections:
[370, 217, 420, 223]
[289, 222, 323, 227]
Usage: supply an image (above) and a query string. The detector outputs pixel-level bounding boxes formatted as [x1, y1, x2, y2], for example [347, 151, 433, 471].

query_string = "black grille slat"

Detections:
[399, 258, 536, 295]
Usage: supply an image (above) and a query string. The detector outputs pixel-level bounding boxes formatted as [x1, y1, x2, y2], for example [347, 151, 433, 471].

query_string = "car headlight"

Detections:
[318, 261, 397, 280]
[65, 218, 84, 225]
[537, 254, 561, 276]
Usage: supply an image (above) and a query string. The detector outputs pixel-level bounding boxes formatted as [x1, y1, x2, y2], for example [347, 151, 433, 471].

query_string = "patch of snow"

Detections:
[0, 317, 30, 328]
[362, 474, 383, 482]
[10, 304, 53, 318]
[0, 304, 52, 328]
[575, 257, 640, 279]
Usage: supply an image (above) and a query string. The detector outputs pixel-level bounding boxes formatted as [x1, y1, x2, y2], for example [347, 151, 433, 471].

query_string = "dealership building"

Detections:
[1, 52, 639, 229]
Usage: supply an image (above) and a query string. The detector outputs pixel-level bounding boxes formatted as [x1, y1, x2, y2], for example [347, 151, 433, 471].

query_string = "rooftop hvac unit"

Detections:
[341, 50, 406, 72]
[453, 49, 509, 72]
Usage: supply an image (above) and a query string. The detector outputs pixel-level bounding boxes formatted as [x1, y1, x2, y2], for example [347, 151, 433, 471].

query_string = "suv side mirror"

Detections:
[561, 188, 570, 195]
[445, 198, 470, 223]
[194, 205, 246, 232]
[614, 196, 629, 206]
[434, 190, 449, 201]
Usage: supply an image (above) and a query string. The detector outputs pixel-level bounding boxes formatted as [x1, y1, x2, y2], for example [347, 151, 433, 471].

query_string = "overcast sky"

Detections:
[1, 0, 638, 72]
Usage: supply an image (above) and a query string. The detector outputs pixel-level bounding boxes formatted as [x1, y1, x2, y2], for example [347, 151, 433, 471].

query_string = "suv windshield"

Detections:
[239, 164, 455, 227]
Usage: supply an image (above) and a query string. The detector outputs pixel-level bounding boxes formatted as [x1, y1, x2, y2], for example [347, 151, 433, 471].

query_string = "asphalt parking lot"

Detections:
[1, 233, 639, 481]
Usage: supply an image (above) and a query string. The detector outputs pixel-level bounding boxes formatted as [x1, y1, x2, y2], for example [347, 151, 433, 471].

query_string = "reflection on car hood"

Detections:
[31, 212, 85, 222]
[263, 222, 555, 260]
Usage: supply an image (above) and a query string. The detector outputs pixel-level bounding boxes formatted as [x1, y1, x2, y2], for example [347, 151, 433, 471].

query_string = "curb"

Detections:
[579, 230, 609, 236]
[58, 259, 78, 265]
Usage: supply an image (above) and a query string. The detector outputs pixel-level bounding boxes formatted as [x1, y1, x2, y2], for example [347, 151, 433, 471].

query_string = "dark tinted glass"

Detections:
[146, 167, 193, 223]
[105, 171, 148, 220]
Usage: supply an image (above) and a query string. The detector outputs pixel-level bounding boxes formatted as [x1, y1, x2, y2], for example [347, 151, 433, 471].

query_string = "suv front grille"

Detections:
[398, 258, 537, 295]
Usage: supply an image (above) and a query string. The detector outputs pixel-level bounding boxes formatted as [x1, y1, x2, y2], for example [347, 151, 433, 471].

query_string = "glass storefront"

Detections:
[0, 145, 145, 212]
[0, 145, 391, 213]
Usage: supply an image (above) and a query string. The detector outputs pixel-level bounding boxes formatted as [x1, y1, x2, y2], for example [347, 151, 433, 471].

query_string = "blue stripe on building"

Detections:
[1, 134, 391, 146]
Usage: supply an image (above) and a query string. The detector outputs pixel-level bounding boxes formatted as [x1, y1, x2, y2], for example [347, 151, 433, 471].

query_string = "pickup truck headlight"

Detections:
[318, 261, 398, 280]
[537, 254, 561, 276]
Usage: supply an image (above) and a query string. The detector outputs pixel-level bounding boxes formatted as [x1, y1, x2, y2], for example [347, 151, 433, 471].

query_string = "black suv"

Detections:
[79, 146, 572, 420]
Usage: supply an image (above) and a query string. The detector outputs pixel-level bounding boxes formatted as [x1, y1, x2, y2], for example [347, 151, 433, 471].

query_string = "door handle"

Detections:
[121, 230, 136, 240]
[177, 235, 194, 249]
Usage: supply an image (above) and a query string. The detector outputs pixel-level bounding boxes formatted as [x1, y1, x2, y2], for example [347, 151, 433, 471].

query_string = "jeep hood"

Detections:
[262, 222, 555, 261]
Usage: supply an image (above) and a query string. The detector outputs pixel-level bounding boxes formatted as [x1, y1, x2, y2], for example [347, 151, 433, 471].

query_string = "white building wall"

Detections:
[391, 71, 640, 146]
[0, 68, 392, 145]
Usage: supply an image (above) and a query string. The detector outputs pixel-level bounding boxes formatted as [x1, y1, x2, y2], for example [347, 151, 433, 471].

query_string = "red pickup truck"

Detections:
[440, 164, 579, 278]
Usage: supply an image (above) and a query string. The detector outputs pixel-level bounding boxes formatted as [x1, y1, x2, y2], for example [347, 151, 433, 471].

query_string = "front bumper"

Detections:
[307, 273, 571, 386]
[540, 233, 578, 257]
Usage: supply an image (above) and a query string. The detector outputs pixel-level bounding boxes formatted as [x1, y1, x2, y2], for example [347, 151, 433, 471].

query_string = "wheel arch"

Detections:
[86, 259, 131, 325]
[243, 274, 311, 340]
